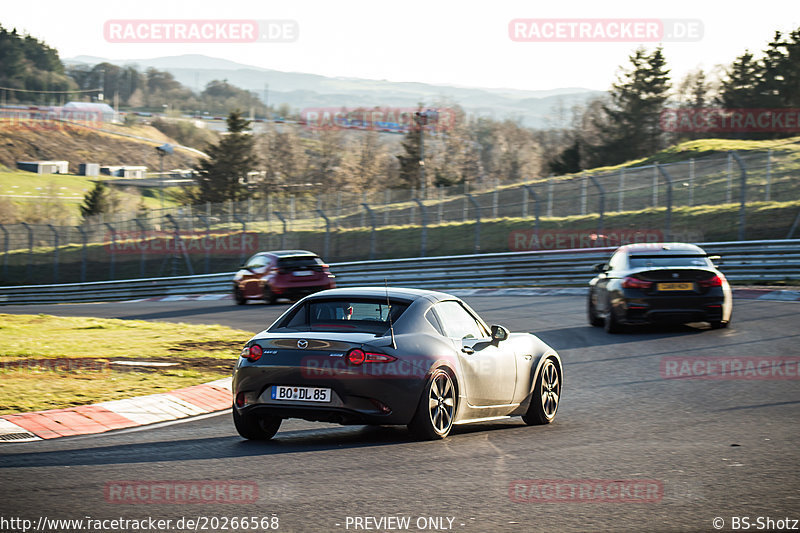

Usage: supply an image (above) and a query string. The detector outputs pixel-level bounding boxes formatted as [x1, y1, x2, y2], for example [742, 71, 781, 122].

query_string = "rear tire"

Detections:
[262, 286, 277, 305]
[604, 307, 623, 334]
[408, 369, 456, 440]
[588, 295, 603, 327]
[233, 408, 281, 440]
[522, 358, 561, 425]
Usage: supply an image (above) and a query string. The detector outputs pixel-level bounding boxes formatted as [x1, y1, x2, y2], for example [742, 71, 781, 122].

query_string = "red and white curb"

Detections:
[0, 377, 232, 442]
[126, 288, 800, 302]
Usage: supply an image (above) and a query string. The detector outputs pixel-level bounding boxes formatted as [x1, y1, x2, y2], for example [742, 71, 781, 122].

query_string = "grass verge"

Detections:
[0, 314, 252, 414]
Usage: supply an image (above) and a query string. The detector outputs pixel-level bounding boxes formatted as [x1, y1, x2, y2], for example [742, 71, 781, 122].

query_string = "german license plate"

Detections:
[657, 282, 694, 291]
[271, 386, 331, 402]
[293, 270, 313, 276]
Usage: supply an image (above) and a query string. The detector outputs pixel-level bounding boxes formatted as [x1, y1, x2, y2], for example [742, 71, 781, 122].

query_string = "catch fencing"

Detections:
[1, 240, 798, 305]
[1, 149, 800, 285]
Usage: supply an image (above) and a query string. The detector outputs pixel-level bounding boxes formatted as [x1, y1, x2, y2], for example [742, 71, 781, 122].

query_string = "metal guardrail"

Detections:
[1, 240, 799, 305]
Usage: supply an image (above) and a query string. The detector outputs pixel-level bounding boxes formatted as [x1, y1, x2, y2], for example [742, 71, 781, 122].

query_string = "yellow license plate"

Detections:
[657, 282, 694, 291]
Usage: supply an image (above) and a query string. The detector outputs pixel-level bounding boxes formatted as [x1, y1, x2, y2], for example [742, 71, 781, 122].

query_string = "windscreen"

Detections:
[275, 298, 410, 334]
[629, 254, 711, 268]
[277, 256, 322, 268]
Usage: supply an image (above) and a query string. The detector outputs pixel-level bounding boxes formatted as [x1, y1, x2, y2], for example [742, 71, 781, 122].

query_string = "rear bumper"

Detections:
[232, 365, 424, 426]
[617, 289, 728, 325]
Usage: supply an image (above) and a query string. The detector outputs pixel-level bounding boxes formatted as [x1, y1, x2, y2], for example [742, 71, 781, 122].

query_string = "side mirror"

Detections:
[490, 324, 510, 343]
[593, 263, 607, 273]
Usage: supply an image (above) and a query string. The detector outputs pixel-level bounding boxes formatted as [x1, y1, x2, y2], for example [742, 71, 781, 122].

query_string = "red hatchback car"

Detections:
[233, 250, 336, 305]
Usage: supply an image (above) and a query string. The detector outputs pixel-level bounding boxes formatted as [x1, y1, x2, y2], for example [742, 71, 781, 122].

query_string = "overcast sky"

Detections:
[3, 1, 798, 92]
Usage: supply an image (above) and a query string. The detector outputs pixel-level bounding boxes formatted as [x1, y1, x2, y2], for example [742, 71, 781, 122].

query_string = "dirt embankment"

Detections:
[0, 122, 201, 172]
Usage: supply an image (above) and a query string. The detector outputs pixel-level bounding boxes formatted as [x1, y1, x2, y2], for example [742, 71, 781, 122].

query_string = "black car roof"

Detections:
[260, 250, 319, 257]
[621, 242, 706, 255]
[305, 287, 456, 302]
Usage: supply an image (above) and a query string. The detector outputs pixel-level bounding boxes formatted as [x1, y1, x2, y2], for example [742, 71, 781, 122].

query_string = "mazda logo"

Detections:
[297, 339, 309, 349]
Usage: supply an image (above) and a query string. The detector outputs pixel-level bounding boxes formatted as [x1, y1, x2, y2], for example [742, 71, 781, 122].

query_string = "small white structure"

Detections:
[16, 160, 69, 174]
[101, 165, 148, 179]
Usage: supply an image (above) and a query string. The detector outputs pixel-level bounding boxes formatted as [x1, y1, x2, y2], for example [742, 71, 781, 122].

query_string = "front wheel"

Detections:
[522, 358, 561, 425]
[233, 286, 246, 305]
[262, 286, 277, 305]
[408, 369, 457, 440]
[233, 408, 282, 440]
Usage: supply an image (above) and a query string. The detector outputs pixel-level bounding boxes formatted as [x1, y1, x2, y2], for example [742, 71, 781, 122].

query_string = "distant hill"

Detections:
[65, 54, 603, 128]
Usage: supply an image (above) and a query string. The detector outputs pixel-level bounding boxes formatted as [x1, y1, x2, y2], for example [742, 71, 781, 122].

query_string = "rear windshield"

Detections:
[278, 256, 322, 268]
[274, 298, 410, 334]
[629, 255, 710, 268]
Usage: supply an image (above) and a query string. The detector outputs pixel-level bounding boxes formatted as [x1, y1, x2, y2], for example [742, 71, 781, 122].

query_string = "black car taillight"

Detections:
[622, 276, 653, 289]
[698, 274, 724, 287]
[346, 348, 397, 366]
[247, 344, 263, 362]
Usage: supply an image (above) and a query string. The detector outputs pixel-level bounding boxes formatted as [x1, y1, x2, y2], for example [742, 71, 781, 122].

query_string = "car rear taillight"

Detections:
[698, 274, 724, 287]
[346, 348, 397, 366]
[622, 276, 653, 289]
[247, 344, 263, 362]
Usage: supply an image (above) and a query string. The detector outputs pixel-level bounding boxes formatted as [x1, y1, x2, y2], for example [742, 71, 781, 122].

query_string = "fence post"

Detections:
[765, 149, 772, 202]
[463, 182, 469, 222]
[730, 151, 747, 241]
[466, 194, 481, 252]
[522, 185, 540, 236]
[134, 218, 147, 278]
[547, 176, 554, 217]
[580, 173, 587, 215]
[618, 167, 625, 212]
[438, 187, 444, 224]
[76, 225, 88, 283]
[196, 214, 211, 274]
[103, 222, 116, 280]
[0, 224, 8, 281]
[384, 189, 391, 225]
[652, 164, 659, 207]
[586, 176, 605, 244]
[492, 188, 498, 218]
[688, 158, 695, 207]
[726, 152, 733, 203]
[655, 163, 674, 240]
[361, 203, 377, 260]
[316, 209, 331, 258]
[413, 198, 427, 257]
[20, 222, 33, 283]
[274, 211, 287, 249]
[232, 214, 247, 267]
[47, 224, 59, 284]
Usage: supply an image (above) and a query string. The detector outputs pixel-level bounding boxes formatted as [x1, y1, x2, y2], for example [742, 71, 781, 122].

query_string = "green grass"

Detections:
[0, 169, 180, 220]
[0, 313, 252, 414]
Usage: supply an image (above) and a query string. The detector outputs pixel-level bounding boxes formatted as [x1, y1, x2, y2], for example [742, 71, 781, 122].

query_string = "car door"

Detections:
[593, 250, 625, 314]
[433, 301, 516, 406]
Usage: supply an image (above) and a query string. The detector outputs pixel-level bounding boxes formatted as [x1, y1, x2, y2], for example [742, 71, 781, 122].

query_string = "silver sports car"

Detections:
[232, 287, 562, 440]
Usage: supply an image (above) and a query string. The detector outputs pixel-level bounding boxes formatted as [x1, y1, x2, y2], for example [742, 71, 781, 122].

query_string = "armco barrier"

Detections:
[1, 240, 799, 305]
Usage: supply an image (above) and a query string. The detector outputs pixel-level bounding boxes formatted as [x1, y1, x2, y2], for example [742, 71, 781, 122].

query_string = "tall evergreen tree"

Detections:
[396, 125, 423, 189]
[590, 47, 671, 166]
[717, 51, 762, 108]
[79, 181, 110, 219]
[193, 110, 259, 203]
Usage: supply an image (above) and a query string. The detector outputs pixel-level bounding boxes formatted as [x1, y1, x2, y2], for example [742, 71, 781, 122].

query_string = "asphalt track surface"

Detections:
[1, 295, 798, 532]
